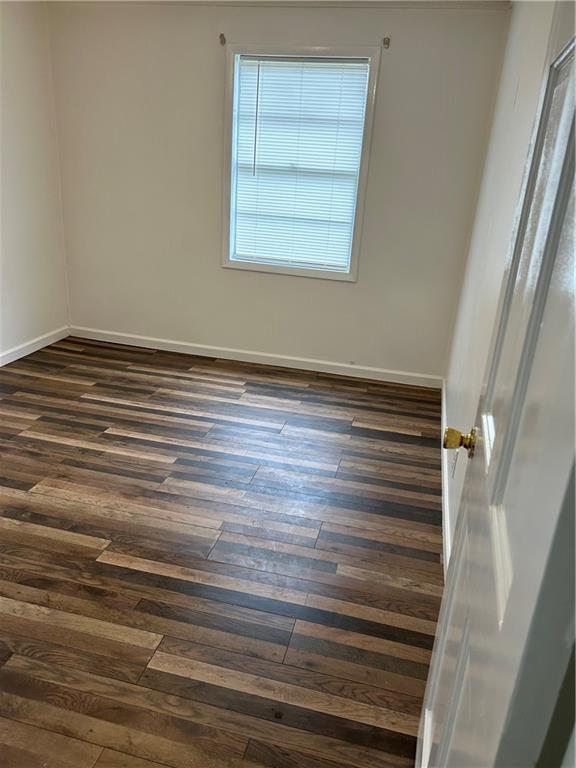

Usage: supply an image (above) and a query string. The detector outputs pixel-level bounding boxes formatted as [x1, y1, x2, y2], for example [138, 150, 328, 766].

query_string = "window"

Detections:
[222, 46, 379, 280]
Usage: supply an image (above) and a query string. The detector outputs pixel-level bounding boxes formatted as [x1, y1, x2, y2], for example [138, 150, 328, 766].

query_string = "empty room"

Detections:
[0, 1, 573, 766]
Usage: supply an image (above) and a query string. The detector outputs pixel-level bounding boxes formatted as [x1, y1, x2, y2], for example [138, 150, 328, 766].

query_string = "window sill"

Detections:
[222, 259, 358, 282]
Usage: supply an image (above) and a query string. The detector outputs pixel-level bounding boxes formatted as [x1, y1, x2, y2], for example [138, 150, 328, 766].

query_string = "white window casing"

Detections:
[222, 45, 380, 281]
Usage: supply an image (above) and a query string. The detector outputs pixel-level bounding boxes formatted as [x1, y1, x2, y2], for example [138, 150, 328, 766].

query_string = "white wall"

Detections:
[49, 2, 508, 384]
[0, 2, 69, 364]
[442, 0, 565, 557]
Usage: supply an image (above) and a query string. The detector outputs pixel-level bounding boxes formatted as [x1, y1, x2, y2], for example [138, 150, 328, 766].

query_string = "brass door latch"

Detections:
[443, 426, 477, 458]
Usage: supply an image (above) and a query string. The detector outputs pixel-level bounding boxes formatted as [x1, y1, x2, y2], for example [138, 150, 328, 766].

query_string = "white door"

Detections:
[418, 26, 575, 768]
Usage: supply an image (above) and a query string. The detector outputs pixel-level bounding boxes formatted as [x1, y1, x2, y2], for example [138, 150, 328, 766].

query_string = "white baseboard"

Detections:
[69, 326, 443, 389]
[441, 379, 451, 572]
[0, 326, 70, 367]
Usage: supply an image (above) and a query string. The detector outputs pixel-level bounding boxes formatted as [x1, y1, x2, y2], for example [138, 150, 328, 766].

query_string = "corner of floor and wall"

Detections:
[1, 2, 512, 376]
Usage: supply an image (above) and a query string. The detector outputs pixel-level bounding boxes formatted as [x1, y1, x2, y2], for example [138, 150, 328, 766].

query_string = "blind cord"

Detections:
[253, 60, 261, 177]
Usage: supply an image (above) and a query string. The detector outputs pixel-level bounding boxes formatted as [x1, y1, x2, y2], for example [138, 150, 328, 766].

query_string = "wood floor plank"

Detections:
[335, 565, 443, 597]
[0, 629, 147, 683]
[0, 596, 161, 649]
[2, 655, 412, 768]
[283, 647, 427, 700]
[0, 516, 111, 551]
[304, 595, 437, 637]
[292, 621, 432, 665]
[0, 338, 443, 767]
[0, 575, 139, 615]
[158, 637, 424, 716]
[319, 521, 442, 555]
[94, 750, 168, 768]
[208, 532, 443, 588]
[243, 741, 363, 768]
[0, 690, 244, 768]
[96, 551, 309, 605]
[0, 612, 155, 666]
[0, 715, 103, 767]
[0, 550, 295, 630]
[147, 651, 420, 735]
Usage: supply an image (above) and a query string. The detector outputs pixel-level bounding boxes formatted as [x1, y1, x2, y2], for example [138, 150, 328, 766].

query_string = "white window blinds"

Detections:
[228, 55, 371, 274]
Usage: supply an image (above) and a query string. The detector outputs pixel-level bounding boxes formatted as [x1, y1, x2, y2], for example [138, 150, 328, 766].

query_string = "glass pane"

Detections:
[229, 56, 370, 272]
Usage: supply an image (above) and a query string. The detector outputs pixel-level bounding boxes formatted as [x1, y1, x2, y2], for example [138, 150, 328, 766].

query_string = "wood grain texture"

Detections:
[0, 715, 103, 767]
[0, 337, 443, 767]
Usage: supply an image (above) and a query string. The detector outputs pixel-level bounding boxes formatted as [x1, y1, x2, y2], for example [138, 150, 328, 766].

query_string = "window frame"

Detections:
[221, 44, 381, 282]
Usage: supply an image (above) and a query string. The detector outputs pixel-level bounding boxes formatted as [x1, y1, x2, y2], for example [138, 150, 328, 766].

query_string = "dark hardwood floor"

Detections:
[0, 337, 443, 768]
